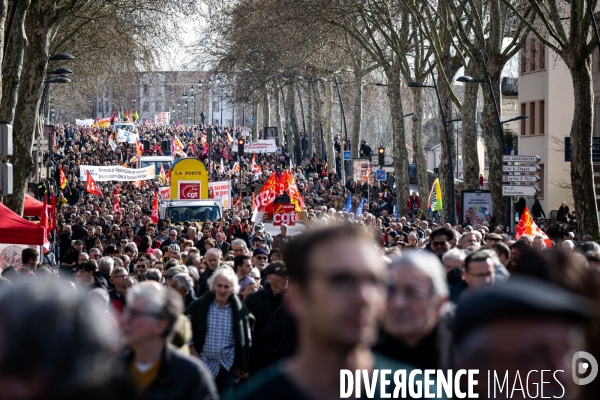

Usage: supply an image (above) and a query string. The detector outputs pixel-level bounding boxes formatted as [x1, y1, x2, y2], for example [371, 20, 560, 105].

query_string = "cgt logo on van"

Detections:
[179, 181, 201, 200]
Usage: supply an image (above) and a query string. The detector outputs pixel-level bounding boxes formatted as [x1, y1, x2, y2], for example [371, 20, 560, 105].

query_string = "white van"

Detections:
[137, 156, 174, 176]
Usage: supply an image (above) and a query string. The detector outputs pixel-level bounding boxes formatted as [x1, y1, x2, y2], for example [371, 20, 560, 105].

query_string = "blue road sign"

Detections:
[250, 117, 255, 124]
[376, 169, 386, 181]
[343, 151, 351, 160]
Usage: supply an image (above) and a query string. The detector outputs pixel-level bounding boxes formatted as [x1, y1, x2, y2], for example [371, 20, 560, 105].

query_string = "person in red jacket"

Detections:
[406, 191, 420, 220]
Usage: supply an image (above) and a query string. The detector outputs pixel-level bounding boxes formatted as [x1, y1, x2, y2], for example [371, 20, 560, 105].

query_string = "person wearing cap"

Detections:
[485, 232, 502, 247]
[244, 261, 295, 375]
[453, 276, 593, 399]
[61, 239, 86, 280]
[239, 276, 258, 301]
[165, 265, 187, 289]
[250, 225, 271, 248]
[186, 267, 254, 394]
[251, 248, 269, 282]
[251, 235, 265, 250]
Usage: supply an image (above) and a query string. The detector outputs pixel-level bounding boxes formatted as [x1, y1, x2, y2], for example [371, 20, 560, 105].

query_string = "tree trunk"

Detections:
[570, 59, 600, 239]
[306, 81, 314, 159]
[262, 86, 270, 129]
[314, 80, 324, 161]
[436, 78, 456, 224]
[252, 102, 259, 140]
[385, 67, 410, 213]
[411, 88, 429, 210]
[461, 62, 481, 190]
[5, 0, 55, 215]
[480, 72, 505, 227]
[0, 0, 27, 124]
[351, 73, 363, 159]
[325, 80, 335, 172]
[285, 84, 300, 165]
[274, 85, 284, 146]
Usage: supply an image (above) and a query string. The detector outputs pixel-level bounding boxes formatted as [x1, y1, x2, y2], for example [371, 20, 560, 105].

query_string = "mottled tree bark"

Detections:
[306, 81, 314, 159]
[5, 0, 56, 215]
[385, 66, 410, 211]
[480, 72, 505, 226]
[351, 68, 363, 159]
[314, 79, 324, 162]
[461, 62, 481, 190]
[570, 60, 599, 238]
[273, 85, 284, 146]
[285, 84, 301, 165]
[324, 80, 335, 172]
[262, 86, 270, 129]
[252, 102, 259, 140]
[410, 87, 428, 210]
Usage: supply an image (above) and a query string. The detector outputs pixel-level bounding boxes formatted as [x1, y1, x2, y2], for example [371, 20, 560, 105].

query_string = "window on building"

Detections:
[521, 103, 527, 134]
[521, 40, 528, 75]
[539, 41, 545, 70]
[213, 101, 220, 112]
[529, 38, 537, 72]
[530, 102, 536, 135]
[539, 100, 545, 134]
[143, 85, 149, 96]
[143, 101, 149, 112]
[538, 164, 545, 199]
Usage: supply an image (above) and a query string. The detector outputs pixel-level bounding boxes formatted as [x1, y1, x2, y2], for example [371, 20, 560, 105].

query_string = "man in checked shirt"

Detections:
[186, 266, 254, 395]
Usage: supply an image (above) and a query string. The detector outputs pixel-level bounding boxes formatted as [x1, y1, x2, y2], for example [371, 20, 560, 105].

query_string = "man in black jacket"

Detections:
[186, 267, 254, 394]
[118, 281, 217, 400]
[244, 262, 296, 374]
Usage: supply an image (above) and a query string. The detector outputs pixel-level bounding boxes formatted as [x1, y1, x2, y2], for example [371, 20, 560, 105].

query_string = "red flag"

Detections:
[85, 171, 103, 196]
[59, 166, 67, 189]
[49, 193, 56, 230]
[254, 173, 278, 216]
[113, 199, 122, 214]
[151, 192, 159, 223]
[516, 206, 552, 248]
[40, 194, 49, 233]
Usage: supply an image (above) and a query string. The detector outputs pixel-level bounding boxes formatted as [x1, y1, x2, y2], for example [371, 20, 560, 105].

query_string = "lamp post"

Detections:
[408, 63, 456, 225]
[190, 85, 196, 125]
[198, 79, 204, 124]
[447, 118, 462, 179]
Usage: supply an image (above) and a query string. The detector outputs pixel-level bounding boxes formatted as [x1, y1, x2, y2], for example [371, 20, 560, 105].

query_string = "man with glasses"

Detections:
[450, 250, 496, 304]
[231, 239, 249, 257]
[428, 227, 454, 260]
[134, 258, 149, 282]
[118, 281, 217, 399]
[374, 252, 453, 370]
[234, 225, 410, 399]
[251, 248, 269, 279]
[161, 230, 179, 249]
[108, 267, 129, 314]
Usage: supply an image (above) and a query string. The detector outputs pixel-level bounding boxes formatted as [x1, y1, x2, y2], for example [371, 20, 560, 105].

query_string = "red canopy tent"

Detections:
[23, 194, 52, 217]
[0, 202, 46, 245]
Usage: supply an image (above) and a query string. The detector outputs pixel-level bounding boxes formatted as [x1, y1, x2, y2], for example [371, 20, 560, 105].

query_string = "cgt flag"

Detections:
[151, 192, 159, 223]
[59, 166, 67, 189]
[516, 206, 553, 248]
[85, 171, 103, 196]
[427, 178, 443, 212]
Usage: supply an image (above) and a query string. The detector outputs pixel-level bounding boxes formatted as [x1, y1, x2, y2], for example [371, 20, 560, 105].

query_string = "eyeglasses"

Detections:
[169, 234, 176, 237]
[388, 286, 431, 300]
[465, 270, 493, 279]
[112, 274, 128, 279]
[255, 256, 268, 261]
[123, 308, 158, 320]
[431, 241, 448, 247]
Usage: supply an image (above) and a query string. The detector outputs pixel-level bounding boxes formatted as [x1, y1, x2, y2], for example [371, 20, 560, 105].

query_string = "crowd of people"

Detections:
[0, 122, 599, 399]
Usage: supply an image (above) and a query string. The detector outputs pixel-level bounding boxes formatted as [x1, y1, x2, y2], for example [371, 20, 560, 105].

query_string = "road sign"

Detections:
[343, 151, 351, 160]
[34, 139, 49, 151]
[502, 175, 541, 183]
[250, 117, 255, 124]
[503, 155, 540, 163]
[371, 154, 394, 166]
[503, 165, 540, 173]
[502, 185, 540, 197]
[565, 137, 600, 162]
[375, 169, 386, 181]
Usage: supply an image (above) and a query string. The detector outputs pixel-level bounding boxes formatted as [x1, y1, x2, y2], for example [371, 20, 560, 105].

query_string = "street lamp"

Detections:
[447, 118, 462, 179]
[182, 92, 189, 124]
[198, 79, 204, 124]
[404, 113, 414, 118]
[190, 85, 196, 125]
[501, 115, 528, 124]
[408, 65, 456, 224]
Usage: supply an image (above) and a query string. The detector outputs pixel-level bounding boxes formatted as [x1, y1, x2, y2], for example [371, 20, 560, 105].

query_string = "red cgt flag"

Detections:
[516, 206, 552, 248]
[86, 171, 103, 196]
[151, 191, 159, 223]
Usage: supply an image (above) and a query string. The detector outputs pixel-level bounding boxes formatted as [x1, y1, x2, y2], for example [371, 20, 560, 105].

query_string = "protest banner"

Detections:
[79, 165, 155, 182]
[231, 139, 277, 153]
[116, 129, 139, 143]
[209, 181, 232, 209]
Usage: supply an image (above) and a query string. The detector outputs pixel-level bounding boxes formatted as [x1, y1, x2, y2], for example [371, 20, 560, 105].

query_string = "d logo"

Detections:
[572, 351, 598, 385]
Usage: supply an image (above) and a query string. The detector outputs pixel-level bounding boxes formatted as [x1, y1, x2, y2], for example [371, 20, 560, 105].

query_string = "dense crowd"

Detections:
[1, 122, 599, 399]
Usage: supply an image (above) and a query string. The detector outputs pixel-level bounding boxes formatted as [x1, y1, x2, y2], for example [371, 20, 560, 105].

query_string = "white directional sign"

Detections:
[503, 155, 541, 163]
[502, 185, 541, 197]
[503, 165, 540, 173]
[502, 175, 541, 183]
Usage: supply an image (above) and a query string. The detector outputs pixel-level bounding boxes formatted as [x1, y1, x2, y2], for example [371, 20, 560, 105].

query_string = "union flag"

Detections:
[85, 171, 103, 196]
[516, 206, 552, 248]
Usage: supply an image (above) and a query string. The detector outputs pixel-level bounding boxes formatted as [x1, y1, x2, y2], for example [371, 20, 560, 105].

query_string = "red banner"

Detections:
[273, 204, 296, 226]
[85, 171, 103, 196]
[516, 206, 552, 248]
[151, 192, 159, 223]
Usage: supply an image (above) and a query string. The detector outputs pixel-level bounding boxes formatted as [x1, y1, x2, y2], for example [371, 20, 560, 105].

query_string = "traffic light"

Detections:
[237, 138, 245, 158]
[378, 147, 385, 166]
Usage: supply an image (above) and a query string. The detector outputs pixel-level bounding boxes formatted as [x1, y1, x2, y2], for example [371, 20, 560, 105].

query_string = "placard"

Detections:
[209, 181, 232, 209]
[461, 190, 493, 225]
